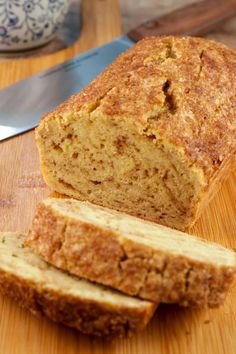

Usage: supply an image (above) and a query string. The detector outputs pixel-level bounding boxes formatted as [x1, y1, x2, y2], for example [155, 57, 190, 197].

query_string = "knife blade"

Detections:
[0, 36, 133, 141]
[1, 0, 236, 141]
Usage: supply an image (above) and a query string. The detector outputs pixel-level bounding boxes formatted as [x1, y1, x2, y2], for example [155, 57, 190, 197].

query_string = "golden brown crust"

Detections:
[0, 233, 156, 338]
[0, 269, 155, 338]
[39, 36, 236, 178]
[36, 36, 236, 231]
[27, 202, 236, 308]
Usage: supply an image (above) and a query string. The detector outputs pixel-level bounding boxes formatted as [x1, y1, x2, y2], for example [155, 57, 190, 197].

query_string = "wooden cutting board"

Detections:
[0, 1, 236, 353]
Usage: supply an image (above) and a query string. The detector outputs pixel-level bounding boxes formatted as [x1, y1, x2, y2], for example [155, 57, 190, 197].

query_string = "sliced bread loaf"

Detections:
[0, 232, 156, 338]
[35, 36, 236, 231]
[27, 198, 236, 307]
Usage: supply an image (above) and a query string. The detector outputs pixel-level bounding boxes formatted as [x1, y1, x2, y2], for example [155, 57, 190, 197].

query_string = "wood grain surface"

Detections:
[0, 0, 236, 353]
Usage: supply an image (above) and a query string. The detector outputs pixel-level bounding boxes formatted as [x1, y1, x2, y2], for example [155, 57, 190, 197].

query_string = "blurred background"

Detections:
[120, 0, 236, 48]
[2, 0, 236, 59]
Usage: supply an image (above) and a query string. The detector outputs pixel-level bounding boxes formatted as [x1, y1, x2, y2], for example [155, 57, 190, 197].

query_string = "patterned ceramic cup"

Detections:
[0, 0, 69, 51]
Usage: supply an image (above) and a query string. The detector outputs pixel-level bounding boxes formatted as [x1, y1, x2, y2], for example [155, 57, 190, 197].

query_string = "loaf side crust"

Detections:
[0, 233, 156, 338]
[35, 36, 236, 230]
[27, 203, 236, 308]
[37, 36, 236, 177]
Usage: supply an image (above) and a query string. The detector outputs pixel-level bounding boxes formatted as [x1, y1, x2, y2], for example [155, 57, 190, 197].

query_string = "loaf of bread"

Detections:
[0, 232, 156, 338]
[36, 36, 236, 231]
[27, 198, 236, 308]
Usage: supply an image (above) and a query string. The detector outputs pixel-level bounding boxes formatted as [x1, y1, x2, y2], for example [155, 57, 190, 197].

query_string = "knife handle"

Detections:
[127, 0, 236, 42]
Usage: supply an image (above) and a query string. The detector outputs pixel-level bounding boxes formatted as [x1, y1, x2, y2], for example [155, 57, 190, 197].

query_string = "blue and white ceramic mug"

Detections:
[0, 0, 69, 51]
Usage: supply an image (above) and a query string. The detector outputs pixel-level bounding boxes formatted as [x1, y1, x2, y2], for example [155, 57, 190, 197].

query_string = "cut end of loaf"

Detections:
[36, 112, 205, 231]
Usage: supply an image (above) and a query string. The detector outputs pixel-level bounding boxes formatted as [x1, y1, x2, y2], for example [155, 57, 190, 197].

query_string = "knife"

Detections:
[1, 0, 236, 141]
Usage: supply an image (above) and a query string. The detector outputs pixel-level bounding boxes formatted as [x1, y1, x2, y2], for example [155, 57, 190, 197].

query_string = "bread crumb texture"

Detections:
[0, 232, 156, 338]
[36, 36, 236, 230]
[27, 198, 236, 308]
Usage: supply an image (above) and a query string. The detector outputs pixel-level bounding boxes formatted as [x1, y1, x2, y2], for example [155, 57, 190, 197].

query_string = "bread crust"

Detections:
[37, 36, 236, 177]
[36, 36, 236, 230]
[27, 201, 236, 308]
[0, 233, 156, 338]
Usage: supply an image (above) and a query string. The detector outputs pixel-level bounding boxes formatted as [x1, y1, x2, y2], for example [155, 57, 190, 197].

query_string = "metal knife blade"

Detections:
[0, 35, 134, 142]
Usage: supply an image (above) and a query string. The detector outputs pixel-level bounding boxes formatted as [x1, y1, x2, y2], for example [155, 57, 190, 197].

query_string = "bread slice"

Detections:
[35, 36, 236, 231]
[0, 232, 156, 338]
[27, 198, 236, 308]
